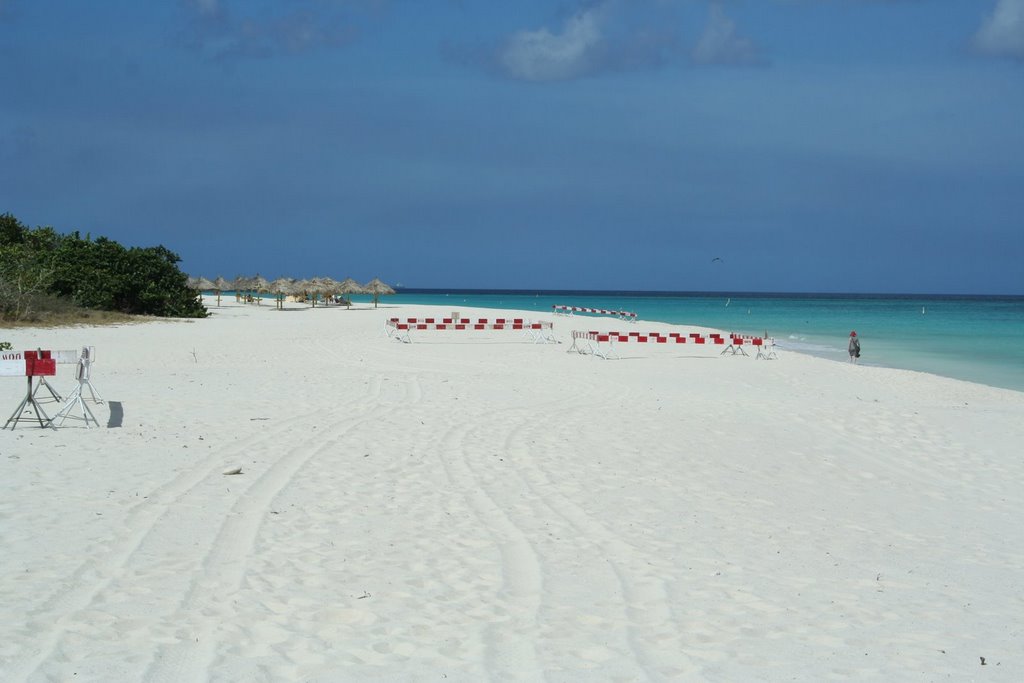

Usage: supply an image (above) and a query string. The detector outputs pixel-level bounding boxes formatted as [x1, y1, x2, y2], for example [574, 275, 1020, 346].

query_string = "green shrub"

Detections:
[1, 212, 207, 320]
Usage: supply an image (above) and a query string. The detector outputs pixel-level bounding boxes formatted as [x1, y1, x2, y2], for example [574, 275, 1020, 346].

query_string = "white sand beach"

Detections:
[2, 296, 1023, 682]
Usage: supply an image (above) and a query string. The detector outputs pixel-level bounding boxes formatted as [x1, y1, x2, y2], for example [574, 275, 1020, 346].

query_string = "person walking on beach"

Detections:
[848, 331, 861, 363]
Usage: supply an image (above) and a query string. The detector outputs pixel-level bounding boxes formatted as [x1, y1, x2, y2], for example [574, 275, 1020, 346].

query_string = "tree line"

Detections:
[0, 212, 207, 321]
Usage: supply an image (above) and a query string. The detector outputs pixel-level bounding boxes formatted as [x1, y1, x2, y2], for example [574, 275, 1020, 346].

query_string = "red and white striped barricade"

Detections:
[384, 317, 458, 338]
[385, 318, 556, 344]
[552, 305, 638, 323]
[569, 331, 675, 359]
[718, 334, 777, 358]
[385, 317, 471, 342]
[721, 334, 748, 356]
[568, 332, 619, 359]
[385, 318, 462, 343]
[25, 347, 93, 402]
[2, 350, 59, 429]
[33, 348, 87, 401]
[569, 330, 771, 360]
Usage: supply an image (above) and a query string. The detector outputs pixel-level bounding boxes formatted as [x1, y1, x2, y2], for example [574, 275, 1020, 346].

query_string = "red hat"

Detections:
[850, 331, 857, 336]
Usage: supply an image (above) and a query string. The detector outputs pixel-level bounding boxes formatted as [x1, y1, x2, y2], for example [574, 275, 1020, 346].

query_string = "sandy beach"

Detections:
[2, 296, 1022, 682]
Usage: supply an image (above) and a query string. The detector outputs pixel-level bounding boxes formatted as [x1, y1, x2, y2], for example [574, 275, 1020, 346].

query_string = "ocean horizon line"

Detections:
[392, 288, 1024, 300]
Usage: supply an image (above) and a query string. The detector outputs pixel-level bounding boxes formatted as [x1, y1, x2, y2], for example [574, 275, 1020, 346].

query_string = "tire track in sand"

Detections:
[434, 417, 545, 681]
[4, 375, 387, 683]
[498, 401, 693, 681]
[448, 389, 692, 681]
[142, 373, 412, 683]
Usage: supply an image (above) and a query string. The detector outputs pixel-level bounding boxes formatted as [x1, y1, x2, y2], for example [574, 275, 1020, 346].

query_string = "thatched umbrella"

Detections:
[292, 278, 311, 305]
[251, 274, 269, 305]
[213, 276, 230, 307]
[188, 276, 215, 305]
[363, 278, 395, 308]
[319, 276, 341, 305]
[187, 275, 214, 290]
[338, 278, 364, 308]
[304, 277, 323, 307]
[268, 277, 295, 310]
[306, 276, 337, 307]
[232, 275, 252, 302]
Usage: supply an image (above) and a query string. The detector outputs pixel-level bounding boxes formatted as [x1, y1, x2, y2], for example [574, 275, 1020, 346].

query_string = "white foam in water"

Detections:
[783, 337, 844, 355]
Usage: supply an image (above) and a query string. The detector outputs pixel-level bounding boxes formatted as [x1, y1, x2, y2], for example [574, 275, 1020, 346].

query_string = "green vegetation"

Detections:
[0, 212, 207, 323]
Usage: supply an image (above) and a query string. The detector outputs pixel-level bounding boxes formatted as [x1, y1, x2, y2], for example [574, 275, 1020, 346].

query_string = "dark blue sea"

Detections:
[346, 290, 1024, 393]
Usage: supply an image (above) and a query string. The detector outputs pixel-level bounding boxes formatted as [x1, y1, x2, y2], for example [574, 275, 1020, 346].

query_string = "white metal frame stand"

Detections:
[720, 341, 749, 357]
[32, 375, 63, 402]
[77, 365, 104, 404]
[76, 347, 103, 403]
[52, 360, 100, 428]
[52, 348, 103, 428]
[756, 340, 778, 360]
[4, 376, 56, 430]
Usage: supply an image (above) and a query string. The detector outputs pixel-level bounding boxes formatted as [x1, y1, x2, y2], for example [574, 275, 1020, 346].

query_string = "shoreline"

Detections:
[346, 292, 1024, 394]
[3, 298, 1023, 681]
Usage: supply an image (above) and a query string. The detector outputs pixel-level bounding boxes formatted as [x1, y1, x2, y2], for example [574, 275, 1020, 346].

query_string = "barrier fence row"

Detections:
[383, 316, 777, 359]
[385, 318, 556, 344]
[2, 347, 102, 430]
[569, 331, 777, 360]
[552, 305, 637, 322]
[386, 317, 538, 327]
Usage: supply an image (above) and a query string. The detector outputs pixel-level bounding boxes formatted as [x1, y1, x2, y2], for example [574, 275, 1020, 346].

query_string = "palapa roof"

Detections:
[363, 277, 395, 295]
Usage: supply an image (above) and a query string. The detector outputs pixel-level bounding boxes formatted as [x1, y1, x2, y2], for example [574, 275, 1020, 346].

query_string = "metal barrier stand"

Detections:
[52, 352, 101, 428]
[5, 375, 56, 430]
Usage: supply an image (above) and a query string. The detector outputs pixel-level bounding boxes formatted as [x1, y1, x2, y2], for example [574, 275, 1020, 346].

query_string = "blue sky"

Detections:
[1, 0, 1022, 294]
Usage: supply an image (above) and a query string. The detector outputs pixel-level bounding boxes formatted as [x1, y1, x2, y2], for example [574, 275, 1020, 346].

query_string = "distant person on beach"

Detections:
[848, 331, 861, 363]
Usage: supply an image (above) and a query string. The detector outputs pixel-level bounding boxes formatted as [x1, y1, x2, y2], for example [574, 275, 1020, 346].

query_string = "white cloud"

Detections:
[497, 7, 606, 82]
[973, 0, 1024, 60]
[692, 1, 761, 66]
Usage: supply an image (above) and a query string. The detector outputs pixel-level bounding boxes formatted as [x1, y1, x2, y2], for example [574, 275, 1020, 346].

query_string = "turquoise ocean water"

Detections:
[345, 290, 1024, 393]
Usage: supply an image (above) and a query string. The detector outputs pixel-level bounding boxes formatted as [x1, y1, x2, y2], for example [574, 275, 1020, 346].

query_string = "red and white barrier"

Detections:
[0, 352, 57, 378]
[718, 334, 778, 358]
[4, 347, 102, 429]
[385, 318, 556, 344]
[569, 331, 775, 360]
[553, 305, 637, 322]
[3, 350, 59, 429]
[755, 337, 778, 360]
